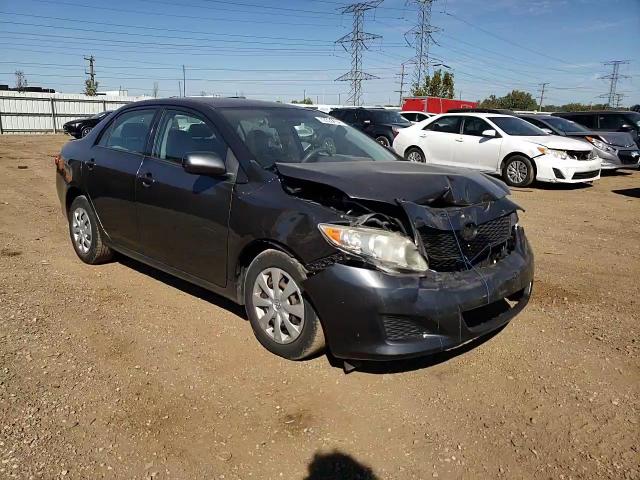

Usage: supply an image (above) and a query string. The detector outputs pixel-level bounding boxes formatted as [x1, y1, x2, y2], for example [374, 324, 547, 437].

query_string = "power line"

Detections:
[335, 1, 383, 106]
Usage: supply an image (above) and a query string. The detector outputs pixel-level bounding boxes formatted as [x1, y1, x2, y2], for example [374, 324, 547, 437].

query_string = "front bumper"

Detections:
[304, 228, 534, 361]
[534, 154, 601, 183]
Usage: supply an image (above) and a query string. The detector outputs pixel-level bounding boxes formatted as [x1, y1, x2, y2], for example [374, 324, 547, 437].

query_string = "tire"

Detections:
[375, 135, 391, 147]
[405, 146, 425, 163]
[502, 155, 535, 187]
[80, 126, 92, 138]
[244, 249, 325, 360]
[68, 195, 113, 264]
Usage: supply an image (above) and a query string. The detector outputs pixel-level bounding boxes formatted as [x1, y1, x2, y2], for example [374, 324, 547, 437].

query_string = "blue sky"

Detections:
[0, 0, 638, 106]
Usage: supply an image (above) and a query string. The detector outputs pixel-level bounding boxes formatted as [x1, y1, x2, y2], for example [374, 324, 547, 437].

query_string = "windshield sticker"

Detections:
[316, 116, 346, 126]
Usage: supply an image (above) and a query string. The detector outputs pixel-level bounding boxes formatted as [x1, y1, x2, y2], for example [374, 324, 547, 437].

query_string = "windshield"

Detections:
[217, 107, 398, 167]
[544, 116, 590, 133]
[371, 110, 411, 125]
[489, 116, 548, 136]
[91, 111, 110, 119]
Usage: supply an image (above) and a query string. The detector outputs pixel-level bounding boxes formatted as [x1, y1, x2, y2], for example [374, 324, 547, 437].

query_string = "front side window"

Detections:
[154, 110, 227, 162]
[370, 110, 411, 125]
[462, 117, 492, 136]
[401, 112, 416, 122]
[217, 107, 398, 167]
[599, 114, 627, 130]
[425, 116, 462, 133]
[489, 116, 547, 136]
[98, 109, 155, 154]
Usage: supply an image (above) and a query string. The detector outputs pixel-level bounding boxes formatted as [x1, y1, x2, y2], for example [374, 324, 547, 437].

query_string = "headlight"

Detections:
[318, 223, 428, 273]
[585, 136, 615, 153]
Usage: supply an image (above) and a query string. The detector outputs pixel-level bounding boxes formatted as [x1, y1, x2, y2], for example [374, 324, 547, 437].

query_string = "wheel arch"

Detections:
[65, 186, 84, 218]
[233, 239, 306, 305]
[501, 152, 537, 176]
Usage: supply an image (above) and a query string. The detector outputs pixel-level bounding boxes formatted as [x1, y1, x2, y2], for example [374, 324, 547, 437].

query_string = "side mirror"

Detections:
[481, 129, 498, 138]
[183, 152, 226, 176]
[541, 128, 553, 134]
[363, 119, 372, 126]
[620, 124, 633, 131]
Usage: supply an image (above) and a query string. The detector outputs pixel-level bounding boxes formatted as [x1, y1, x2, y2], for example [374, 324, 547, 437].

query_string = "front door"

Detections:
[455, 116, 504, 172]
[419, 115, 463, 166]
[86, 108, 157, 251]
[136, 109, 234, 287]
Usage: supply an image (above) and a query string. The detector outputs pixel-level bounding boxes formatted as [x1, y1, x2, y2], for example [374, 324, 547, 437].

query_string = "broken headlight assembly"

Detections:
[318, 224, 428, 274]
[585, 136, 615, 154]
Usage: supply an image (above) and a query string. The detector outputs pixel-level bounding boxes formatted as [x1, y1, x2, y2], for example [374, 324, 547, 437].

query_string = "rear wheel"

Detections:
[244, 250, 325, 360]
[80, 126, 92, 138]
[405, 147, 425, 163]
[375, 135, 391, 147]
[68, 195, 113, 264]
[502, 155, 535, 187]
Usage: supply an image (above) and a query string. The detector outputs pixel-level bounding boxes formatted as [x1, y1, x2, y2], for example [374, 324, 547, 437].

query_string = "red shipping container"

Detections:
[402, 97, 477, 114]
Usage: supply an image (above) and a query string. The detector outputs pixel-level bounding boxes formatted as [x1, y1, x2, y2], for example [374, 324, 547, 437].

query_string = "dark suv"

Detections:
[55, 98, 533, 367]
[328, 107, 411, 147]
[551, 111, 640, 148]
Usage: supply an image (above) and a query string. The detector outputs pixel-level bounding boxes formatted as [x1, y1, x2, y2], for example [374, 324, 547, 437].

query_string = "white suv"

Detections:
[392, 113, 601, 187]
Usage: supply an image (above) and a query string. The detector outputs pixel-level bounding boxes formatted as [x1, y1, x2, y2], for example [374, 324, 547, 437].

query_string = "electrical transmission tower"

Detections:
[404, 0, 441, 88]
[395, 62, 409, 105]
[335, 1, 383, 106]
[84, 55, 98, 95]
[599, 60, 630, 108]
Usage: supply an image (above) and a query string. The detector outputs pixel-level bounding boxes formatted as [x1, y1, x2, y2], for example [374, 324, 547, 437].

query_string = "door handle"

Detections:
[139, 172, 155, 187]
[455, 137, 464, 142]
[86, 158, 95, 171]
[418, 133, 427, 138]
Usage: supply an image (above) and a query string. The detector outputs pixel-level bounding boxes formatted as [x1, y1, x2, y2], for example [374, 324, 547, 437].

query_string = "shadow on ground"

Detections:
[116, 254, 247, 319]
[612, 188, 640, 199]
[304, 451, 378, 480]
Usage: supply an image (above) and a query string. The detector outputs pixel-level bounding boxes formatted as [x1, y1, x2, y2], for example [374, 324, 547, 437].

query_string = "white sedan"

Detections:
[393, 112, 601, 187]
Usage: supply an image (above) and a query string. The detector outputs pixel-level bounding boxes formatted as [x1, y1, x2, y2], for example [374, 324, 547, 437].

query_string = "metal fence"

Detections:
[0, 91, 150, 134]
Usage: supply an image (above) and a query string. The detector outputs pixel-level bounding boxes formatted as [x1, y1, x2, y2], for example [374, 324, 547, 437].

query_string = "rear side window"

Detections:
[562, 114, 596, 129]
[425, 116, 462, 133]
[153, 110, 227, 163]
[98, 109, 155, 155]
[402, 112, 416, 122]
[340, 110, 357, 123]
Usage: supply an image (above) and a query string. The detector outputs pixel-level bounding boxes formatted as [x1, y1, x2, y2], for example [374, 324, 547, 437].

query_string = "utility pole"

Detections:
[538, 82, 549, 111]
[182, 65, 186, 97]
[599, 60, 630, 108]
[84, 55, 98, 96]
[335, 1, 383, 106]
[178, 80, 182, 97]
[404, 0, 441, 88]
[394, 62, 408, 106]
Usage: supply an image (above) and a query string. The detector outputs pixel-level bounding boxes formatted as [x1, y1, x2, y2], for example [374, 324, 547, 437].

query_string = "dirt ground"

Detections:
[0, 134, 638, 480]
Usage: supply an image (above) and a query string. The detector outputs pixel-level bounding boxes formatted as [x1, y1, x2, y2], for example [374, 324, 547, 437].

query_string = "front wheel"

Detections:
[375, 135, 391, 147]
[244, 250, 325, 360]
[80, 126, 92, 138]
[502, 155, 535, 187]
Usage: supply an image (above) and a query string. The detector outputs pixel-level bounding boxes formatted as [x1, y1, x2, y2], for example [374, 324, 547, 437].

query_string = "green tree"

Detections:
[478, 90, 538, 110]
[84, 78, 99, 96]
[427, 70, 442, 97]
[442, 72, 454, 99]
[291, 98, 313, 105]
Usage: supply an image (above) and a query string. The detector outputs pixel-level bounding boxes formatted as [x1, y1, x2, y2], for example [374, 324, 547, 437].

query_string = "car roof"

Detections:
[437, 112, 514, 118]
[553, 110, 632, 115]
[518, 114, 554, 119]
[401, 110, 431, 114]
[122, 97, 302, 110]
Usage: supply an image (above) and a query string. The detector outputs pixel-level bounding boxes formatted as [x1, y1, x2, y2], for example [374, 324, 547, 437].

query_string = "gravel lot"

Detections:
[1, 135, 638, 480]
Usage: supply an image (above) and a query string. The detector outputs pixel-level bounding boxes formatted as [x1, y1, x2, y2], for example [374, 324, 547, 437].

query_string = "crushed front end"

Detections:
[301, 192, 534, 361]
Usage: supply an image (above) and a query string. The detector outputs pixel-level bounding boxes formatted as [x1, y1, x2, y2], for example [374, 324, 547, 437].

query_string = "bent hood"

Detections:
[276, 161, 510, 207]
[519, 135, 592, 151]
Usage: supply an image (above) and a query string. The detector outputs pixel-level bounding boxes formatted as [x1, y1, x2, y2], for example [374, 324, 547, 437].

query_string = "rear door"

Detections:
[87, 108, 157, 251]
[455, 116, 503, 172]
[135, 108, 234, 287]
[418, 115, 463, 166]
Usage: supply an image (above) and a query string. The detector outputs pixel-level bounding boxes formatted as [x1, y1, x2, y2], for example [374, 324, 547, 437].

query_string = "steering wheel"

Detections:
[301, 147, 330, 163]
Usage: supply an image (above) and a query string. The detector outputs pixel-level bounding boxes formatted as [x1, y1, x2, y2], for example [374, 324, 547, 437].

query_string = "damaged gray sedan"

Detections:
[56, 98, 534, 366]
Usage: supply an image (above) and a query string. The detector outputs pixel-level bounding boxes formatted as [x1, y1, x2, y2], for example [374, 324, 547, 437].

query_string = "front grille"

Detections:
[419, 215, 513, 272]
[567, 150, 591, 161]
[572, 170, 599, 180]
[382, 315, 429, 341]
